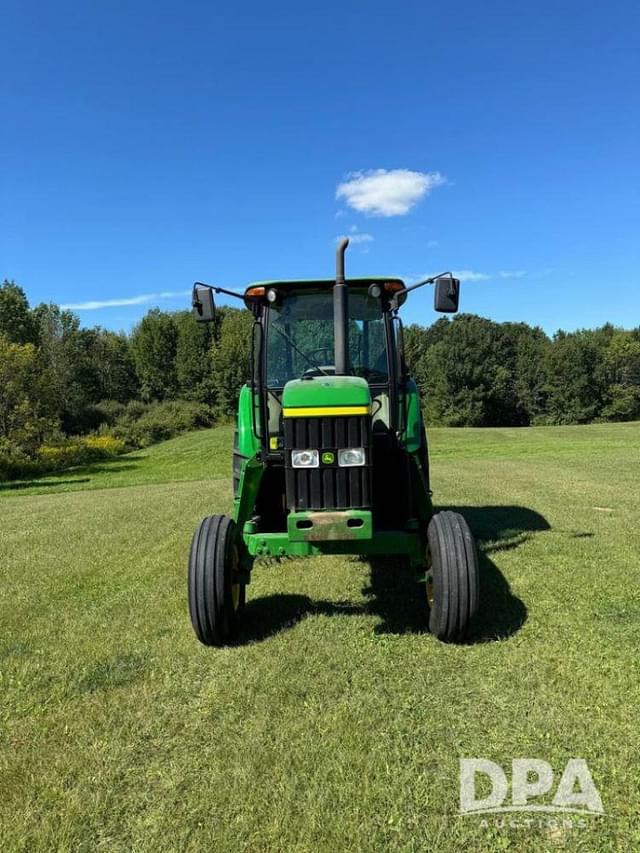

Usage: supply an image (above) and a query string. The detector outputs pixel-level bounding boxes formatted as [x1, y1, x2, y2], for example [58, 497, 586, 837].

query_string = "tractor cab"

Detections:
[188, 240, 479, 647]
[246, 277, 406, 455]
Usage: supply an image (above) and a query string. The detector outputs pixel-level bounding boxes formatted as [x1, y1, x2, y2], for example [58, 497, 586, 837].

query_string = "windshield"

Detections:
[266, 288, 388, 388]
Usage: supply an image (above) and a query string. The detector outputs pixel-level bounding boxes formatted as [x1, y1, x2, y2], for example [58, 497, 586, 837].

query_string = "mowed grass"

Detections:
[1, 422, 639, 851]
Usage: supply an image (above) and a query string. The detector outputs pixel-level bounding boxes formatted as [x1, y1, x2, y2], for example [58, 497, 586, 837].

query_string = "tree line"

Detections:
[404, 316, 640, 426]
[1, 278, 638, 476]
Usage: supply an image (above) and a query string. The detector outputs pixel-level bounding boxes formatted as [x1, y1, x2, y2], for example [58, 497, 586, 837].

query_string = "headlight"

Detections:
[338, 447, 365, 467]
[291, 449, 319, 468]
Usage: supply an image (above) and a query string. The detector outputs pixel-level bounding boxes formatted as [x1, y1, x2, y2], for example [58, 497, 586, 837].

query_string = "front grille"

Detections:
[284, 415, 372, 511]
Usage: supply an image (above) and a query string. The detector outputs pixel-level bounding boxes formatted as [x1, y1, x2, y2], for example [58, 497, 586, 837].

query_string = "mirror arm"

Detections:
[193, 281, 245, 304]
[390, 271, 453, 309]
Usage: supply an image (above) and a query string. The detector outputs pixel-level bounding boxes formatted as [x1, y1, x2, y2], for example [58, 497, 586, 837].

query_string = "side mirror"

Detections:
[434, 277, 460, 313]
[192, 283, 215, 323]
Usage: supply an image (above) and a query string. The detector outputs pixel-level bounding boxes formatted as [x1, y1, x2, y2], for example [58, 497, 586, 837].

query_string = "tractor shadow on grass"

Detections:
[240, 594, 363, 644]
[239, 505, 548, 645]
[368, 505, 550, 643]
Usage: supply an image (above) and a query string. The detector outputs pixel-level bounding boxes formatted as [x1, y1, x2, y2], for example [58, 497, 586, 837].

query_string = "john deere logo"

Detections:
[321, 452, 335, 464]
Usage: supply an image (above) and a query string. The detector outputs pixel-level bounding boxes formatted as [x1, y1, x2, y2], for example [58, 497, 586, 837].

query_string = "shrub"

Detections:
[81, 434, 127, 454]
[123, 399, 149, 421]
[92, 399, 127, 426]
[0, 434, 127, 481]
[0, 399, 213, 480]
[0, 439, 37, 481]
[601, 384, 640, 422]
[37, 435, 127, 470]
[110, 399, 214, 447]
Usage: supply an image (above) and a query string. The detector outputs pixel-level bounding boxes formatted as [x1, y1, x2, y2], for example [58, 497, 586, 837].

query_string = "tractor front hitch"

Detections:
[287, 510, 372, 542]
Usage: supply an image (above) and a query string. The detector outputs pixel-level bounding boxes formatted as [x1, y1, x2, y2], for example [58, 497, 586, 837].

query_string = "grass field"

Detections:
[1, 422, 639, 851]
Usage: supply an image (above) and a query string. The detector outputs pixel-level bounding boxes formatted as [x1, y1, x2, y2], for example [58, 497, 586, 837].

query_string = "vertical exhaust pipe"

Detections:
[334, 237, 349, 375]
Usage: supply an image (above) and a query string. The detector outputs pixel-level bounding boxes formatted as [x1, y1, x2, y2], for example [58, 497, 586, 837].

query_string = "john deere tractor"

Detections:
[188, 239, 479, 645]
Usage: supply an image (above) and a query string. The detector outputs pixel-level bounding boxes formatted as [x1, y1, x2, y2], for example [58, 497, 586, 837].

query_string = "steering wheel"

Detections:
[301, 347, 335, 378]
[306, 347, 334, 362]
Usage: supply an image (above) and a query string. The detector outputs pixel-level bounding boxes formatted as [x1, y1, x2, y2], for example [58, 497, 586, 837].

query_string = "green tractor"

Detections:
[188, 239, 479, 645]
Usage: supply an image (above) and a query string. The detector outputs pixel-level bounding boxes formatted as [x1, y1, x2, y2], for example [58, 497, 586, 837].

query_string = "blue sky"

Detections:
[2, 0, 639, 334]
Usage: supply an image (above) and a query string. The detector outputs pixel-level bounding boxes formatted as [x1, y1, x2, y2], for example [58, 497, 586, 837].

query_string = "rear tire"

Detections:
[188, 515, 245, 646]
[426, 511, 479, 642]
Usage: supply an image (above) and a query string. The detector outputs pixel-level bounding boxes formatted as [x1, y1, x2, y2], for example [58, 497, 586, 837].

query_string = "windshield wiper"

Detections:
[271, 324, 330, 377]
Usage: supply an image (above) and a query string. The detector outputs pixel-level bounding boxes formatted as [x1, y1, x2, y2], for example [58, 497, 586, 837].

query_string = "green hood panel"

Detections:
[282, 376, 371, 409]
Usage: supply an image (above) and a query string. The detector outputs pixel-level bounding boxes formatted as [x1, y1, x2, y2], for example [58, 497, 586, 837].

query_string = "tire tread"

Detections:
[188, 514, 242, 646]
[427, 510, 479, 642]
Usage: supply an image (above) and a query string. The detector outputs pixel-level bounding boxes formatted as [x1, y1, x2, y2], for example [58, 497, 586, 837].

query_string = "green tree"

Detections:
[52, 327, 138, 430]
[0, 336, 58, 453]
[601, 330, 640, 421]
[210, 308, 253, 417]
[503, 322, 550, 424]
[420, 315, 519, 426]
[404, 319, 449, 394]
[31, 303, 83, 432]
[0, 280, 39, 344]
[130, 309, 179, 401]
[92, 330, 138, 403]
[544, 330, 606, 424]
[174, 311, 216, 404]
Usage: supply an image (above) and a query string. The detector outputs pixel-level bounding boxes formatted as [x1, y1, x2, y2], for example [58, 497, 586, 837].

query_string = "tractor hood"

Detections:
[282, 376, 371, 415]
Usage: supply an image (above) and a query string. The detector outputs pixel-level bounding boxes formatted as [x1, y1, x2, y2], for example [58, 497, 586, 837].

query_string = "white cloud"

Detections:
[335, 225, 374, 248]
[61, 289, 191, 311]
[404, 269, 527, 285]
[336, 168, 447, 217]
[337, 233, 374, 246]
[453, 269, 528, 282]
[453, 270, 491, 282]
[427, 239, 439, 248]
[498, 270, 527, 279]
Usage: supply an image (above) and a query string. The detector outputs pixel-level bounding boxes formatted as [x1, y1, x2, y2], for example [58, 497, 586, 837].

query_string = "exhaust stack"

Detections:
[334, 237, 349, 375]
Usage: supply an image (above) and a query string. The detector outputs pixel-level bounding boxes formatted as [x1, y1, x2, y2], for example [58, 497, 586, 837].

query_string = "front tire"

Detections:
[426, 511, 479, 642]
[188, 515, 245, 646]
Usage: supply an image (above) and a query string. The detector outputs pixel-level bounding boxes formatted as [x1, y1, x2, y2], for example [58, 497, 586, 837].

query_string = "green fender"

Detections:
[232, 385, 263, 569]
[403, 379, 432, 527]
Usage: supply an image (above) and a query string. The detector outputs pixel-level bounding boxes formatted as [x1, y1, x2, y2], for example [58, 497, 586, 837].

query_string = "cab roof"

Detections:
[244, 277, 406, 309]
[245, 277, 404, 292]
